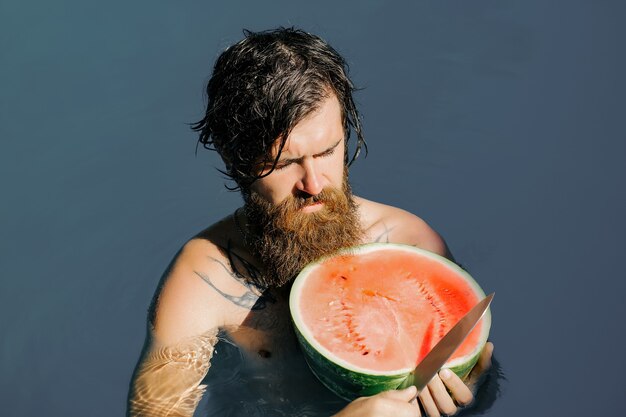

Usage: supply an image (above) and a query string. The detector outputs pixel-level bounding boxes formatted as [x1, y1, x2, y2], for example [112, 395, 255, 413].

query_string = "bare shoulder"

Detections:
[356, 196, 449, 257]
[150, 214, 262, 346]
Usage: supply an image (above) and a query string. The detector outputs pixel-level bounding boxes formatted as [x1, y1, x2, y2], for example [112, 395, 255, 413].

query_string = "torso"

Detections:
[147, 195, 447, 415]
[195, 260, 346, 415]
[187, 195, 447, 355]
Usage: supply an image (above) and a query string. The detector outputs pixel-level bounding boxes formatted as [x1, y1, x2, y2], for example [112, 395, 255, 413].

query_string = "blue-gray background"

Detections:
[1, 0, 624, 416]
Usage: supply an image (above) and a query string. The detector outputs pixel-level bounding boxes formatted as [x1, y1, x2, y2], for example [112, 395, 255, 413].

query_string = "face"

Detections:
[250, 93, 347, 213]
[242, 93, 364, 287]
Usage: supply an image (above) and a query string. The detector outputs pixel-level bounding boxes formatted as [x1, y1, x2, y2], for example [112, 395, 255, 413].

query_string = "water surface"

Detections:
[1, 1, 625, 416]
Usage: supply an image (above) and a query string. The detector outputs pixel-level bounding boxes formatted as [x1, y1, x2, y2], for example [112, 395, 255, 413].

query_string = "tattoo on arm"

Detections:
[194, 241, 275, 310]
[373, 223, 395, 243]
[194, 269, 264, 310]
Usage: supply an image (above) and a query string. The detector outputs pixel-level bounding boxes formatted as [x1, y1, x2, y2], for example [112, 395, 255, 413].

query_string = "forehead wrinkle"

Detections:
[264, 93, 344, 170]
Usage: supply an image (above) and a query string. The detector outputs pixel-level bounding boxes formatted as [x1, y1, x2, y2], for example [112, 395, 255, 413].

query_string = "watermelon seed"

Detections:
[362, 351, 369, 356]
[340, 275, 348, 280]
[361, 289, 398, 302]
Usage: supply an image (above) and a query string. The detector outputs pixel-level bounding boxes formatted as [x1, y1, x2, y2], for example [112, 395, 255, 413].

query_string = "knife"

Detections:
[403, 292, 494, 395]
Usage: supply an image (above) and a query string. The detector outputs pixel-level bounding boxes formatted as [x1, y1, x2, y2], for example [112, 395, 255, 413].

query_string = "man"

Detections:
[128, 27, 493, 417]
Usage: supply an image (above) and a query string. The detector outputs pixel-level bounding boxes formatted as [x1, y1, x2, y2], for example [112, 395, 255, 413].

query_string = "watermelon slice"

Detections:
[289, 243, 491, 400]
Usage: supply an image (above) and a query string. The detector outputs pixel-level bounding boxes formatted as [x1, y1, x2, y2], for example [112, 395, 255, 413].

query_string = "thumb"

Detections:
[469, 342, 494, 378]
[379, 385, 418, 402]
[467, 341, 494, 390]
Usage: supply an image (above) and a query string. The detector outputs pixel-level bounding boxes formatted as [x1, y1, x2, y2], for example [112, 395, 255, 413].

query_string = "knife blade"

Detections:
[404, 292, 494, 394]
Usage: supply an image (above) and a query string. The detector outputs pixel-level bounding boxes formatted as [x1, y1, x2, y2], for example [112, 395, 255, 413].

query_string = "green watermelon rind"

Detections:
[289, 243, 491, 401]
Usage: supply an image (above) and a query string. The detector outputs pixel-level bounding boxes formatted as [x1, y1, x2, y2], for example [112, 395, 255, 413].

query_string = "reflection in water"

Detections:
[128, 326, 503, 416]
[200, 332, 504, 417]
[129, 279, 503, 417]
[128, 329, 219, 416]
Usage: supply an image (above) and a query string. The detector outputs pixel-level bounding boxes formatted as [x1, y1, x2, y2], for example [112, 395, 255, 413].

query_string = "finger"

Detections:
[466, 342, 494, 389]
[409, 395, 422, 417]
[379, 385, 418, 402]
[480, 342, 494, 368]
[376, 387, 422, 417]
[474, 342, 493, 373]
[418, 385, 440, 417]
[440, 368, 473, 407]
[427, 374, 457, 416]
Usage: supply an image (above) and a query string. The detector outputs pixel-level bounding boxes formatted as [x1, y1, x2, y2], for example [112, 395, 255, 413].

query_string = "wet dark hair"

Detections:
[191, 27, 366, 191]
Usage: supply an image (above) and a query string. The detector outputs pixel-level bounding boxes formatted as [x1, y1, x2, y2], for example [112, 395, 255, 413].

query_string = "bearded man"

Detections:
[127, 27, 493, 417]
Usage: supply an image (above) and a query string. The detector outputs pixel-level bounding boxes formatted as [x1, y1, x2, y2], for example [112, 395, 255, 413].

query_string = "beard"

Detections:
[243, 177, 364, 288]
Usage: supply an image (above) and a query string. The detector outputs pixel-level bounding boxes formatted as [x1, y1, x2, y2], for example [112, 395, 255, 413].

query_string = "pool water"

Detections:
[194, 332, 504, 416]
[1, 1, 625, 416]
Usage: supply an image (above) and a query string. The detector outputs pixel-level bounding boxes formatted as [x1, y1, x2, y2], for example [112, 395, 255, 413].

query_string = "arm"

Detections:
[127, 239, 249, 417]
[128, 329, 219, 417]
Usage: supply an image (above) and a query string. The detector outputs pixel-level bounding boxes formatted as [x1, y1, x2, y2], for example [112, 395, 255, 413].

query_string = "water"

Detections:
[186, 328, 500, 416]
[2, 1, 625, 416]
[199, 330, 346, 417]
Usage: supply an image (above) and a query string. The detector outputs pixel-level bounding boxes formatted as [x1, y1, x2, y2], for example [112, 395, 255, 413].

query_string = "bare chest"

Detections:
[225, 291, 302, 362]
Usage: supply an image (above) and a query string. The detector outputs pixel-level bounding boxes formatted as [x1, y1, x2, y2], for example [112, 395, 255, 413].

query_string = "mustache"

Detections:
[290, 190, 328, 209]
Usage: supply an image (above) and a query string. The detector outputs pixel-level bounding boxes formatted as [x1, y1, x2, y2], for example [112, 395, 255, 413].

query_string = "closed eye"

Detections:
[272, 139, 342, 171]
[274, 162, 292, 171]
[315, 146, 336, 158]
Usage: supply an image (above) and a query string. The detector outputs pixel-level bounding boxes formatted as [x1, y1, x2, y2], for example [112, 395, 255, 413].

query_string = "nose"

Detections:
[296, 159, 324, 196]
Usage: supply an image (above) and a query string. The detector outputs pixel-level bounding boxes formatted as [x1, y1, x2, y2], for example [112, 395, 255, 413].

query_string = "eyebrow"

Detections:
[276, 139, 343, 165]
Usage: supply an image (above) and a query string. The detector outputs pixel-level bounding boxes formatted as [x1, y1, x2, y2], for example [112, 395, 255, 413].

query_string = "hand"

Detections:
[417, 341, 494, 417]
[465, 341, 494, 394]
[333, 386, 420, 417]
[333, 342, 494, 417]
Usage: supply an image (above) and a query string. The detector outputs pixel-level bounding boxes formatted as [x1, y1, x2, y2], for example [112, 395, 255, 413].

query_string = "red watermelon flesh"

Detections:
[298, 249, 483, 372]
